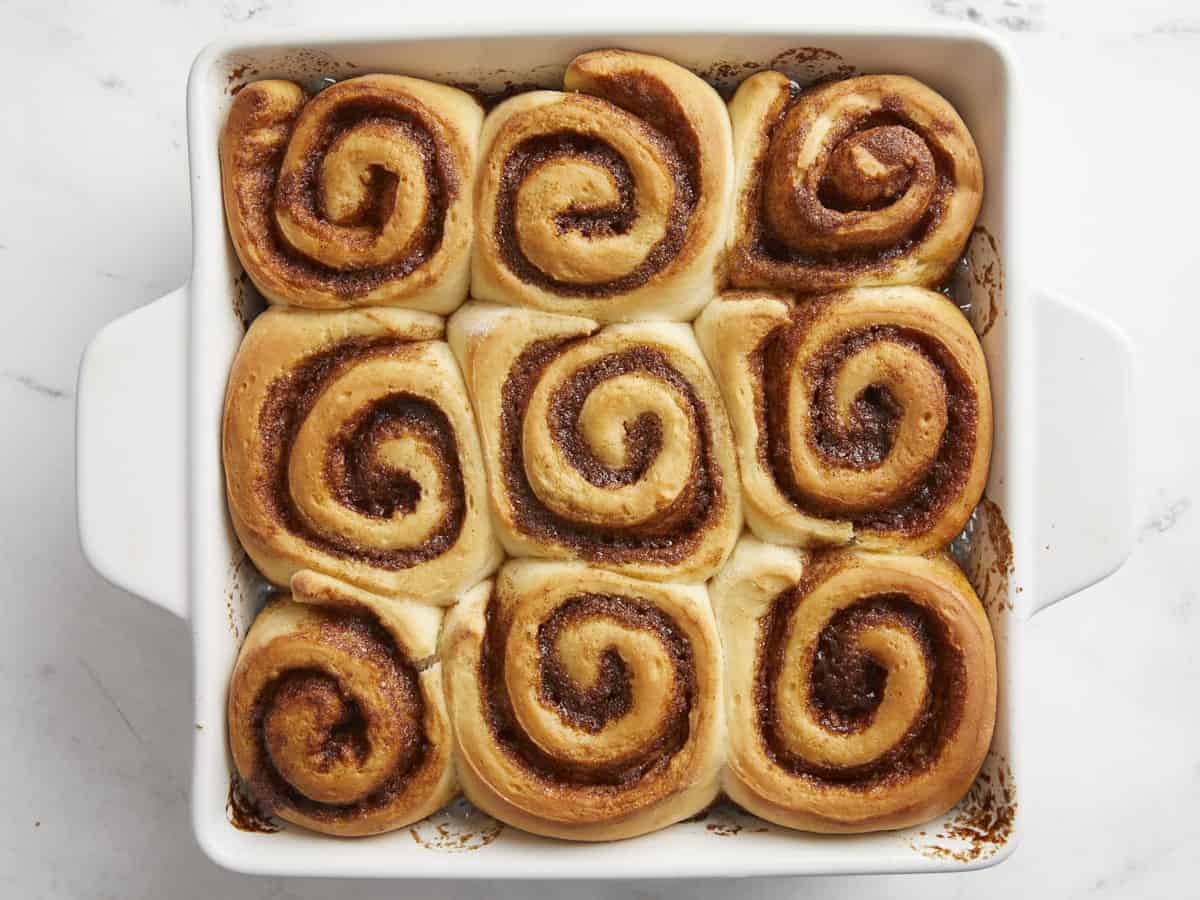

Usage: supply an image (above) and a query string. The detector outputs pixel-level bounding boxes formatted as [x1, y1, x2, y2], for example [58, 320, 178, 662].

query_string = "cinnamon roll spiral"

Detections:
[711, 538, 996, 833]
[222, 307, 500, 602]
[448, 301, 741, 582]
[727, 72, 983, 293]
[228, 571, 455, 836]
[471, 50, 733, 322]
[695, 287, 991, 552]
[441, 561, 724, 840]
[220, 75, 481, 312]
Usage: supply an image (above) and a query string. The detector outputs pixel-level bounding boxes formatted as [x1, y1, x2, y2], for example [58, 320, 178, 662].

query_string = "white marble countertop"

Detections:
[3, 0, 1197, 896]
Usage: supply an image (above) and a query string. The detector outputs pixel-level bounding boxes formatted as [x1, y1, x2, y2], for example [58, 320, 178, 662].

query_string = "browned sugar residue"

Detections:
[446, 79, 544, 111]
[953, 497, 1014, 613]
[696, 47, 856, 98]
[409, 799, 504, 851]
[957, 226, 1004, 338]
[697, 800, 770, 836]
[706, 822, 743, 836]
[705, 820, 770, 837]
[912, 756, 1016, 863]
[223, 547, 254, 641]
[232, 272, 260, 332]
[226, 63, 260, 95]
[769, 46, 858, 82]
[227, 775, 281, 833]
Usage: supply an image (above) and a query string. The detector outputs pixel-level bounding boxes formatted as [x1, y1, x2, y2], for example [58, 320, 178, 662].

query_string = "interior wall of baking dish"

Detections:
[184, 28, 1029, 878]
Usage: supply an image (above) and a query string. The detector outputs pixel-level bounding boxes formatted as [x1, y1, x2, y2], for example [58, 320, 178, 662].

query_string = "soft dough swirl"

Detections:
[695, 287, 991, 552]
[448, 301, 741, 583]
[220, 75, 481, 312]
[227, 571, 455, 836]
[727, 72, 983, 293]
[471, 49, 733, 321]
[711, 538, 996, 833]
[441, 561, 724, 840]
[222, 307, 500, 602]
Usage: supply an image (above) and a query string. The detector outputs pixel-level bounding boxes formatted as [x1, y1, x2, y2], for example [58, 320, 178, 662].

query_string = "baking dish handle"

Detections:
[77, 285, 189, 620]
[1031, 288, 1134, 615]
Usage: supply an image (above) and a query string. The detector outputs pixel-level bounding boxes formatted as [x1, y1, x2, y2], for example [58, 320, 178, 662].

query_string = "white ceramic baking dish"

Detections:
[75, 23, 1134, 879]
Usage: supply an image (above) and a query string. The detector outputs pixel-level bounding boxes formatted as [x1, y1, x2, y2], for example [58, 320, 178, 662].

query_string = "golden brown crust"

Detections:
[711, 538, 996, 833]
[447, 301, 742, 582]
[695, 287, 991, 552]
[471, 50, 733, 322]
[227, 571, 456, 836]
[220, 75, 481, 312]
[440, 562, 723, 840]
[222, 306, 501, 602]
[726, 72, 983, 293]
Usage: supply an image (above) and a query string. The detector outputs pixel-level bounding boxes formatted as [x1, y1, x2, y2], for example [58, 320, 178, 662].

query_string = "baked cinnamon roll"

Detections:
[228, 571, 455, 836]
[441, 560, 724, 840]
[220, 75, 481, 312]
[448, 301, 741, 582]
[472, 49, 733, 321]
[727, 73, 983, 293]
[695, 287, 991, 552]
[711, 537, 996, 833]
[222, 306, 500, 602]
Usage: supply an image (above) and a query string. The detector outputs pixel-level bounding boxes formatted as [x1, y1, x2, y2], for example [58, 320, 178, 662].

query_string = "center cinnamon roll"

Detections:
[441, 561, 724, 840]
[448, 301, 742, 583]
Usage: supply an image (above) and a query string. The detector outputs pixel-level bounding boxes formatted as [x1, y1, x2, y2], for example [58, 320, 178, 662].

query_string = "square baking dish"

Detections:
[75, 23, 1135, 879]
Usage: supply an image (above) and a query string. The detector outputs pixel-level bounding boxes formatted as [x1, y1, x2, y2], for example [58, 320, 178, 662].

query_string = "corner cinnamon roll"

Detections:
[695, 287, 991, 552]
[448, 301, 741, 583]
[220, 75, 481, 312]
[222, 306, 500, 602]
[727, 72, 983, 293]
[711, 537, 996, 833]
[441, 561, 724, 840]
[471, 50, 733, 322]
[227, 571, 455, 836]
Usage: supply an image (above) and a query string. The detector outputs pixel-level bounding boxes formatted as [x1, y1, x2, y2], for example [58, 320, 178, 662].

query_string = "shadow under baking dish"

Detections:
[188, 26, 1029, 879]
